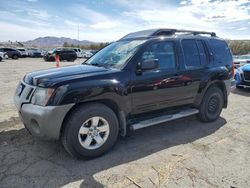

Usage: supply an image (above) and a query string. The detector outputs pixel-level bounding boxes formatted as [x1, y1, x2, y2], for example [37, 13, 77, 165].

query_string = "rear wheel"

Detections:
[198, 87, 224, 122]
[0, 57, 2, 62]
[12, 54, 18, 59]
[61, 103, 119, 159]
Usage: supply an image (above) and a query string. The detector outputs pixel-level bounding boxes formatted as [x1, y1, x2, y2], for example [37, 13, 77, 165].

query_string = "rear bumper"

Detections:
[19, 103, 74, 140]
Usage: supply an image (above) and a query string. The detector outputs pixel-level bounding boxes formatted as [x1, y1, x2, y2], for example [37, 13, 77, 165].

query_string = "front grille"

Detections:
[243, 71, 250, 81]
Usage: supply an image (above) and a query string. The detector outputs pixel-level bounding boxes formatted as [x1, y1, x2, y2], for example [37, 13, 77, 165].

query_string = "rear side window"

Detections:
[209, 39, 232, 64]
[182, 39, 200, 68]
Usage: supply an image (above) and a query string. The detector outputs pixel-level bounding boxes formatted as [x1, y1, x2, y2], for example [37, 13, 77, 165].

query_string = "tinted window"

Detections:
[141, 42, 176, 69]
[182, 39, 200, 68]
[196, 40, 208, 65]
[209, 39, 232, 63]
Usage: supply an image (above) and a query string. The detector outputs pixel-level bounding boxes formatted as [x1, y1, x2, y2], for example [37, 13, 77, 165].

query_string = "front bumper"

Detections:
[14, 81, 74, 140]
[19, 103, 74, 140]
[234, 72, 250, 88]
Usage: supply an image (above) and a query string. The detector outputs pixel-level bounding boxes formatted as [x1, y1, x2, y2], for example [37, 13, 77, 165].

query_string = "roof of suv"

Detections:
[119, 28, 218, 41]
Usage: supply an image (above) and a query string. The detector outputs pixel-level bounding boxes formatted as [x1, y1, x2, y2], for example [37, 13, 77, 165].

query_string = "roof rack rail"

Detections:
[154, 29, 216, 37]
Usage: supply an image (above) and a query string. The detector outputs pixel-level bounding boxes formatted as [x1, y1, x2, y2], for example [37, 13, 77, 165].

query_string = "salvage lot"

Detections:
[0, 58, 250, 187]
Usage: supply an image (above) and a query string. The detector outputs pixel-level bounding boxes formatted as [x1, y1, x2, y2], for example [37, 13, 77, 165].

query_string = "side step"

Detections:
[130, 108, 199, 130]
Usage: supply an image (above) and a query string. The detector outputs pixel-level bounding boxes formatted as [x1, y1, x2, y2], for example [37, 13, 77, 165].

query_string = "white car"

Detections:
[73, 48, 93, 58]
[83, 51, 93, 58]
[233, 55, 250, 68]
[17, 48, 29, 57]
[73, 48, 85, 58]
[0, 51, 8, 61]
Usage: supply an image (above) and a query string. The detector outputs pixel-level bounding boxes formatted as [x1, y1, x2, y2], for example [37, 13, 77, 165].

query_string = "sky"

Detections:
[0, 0, 249, 42]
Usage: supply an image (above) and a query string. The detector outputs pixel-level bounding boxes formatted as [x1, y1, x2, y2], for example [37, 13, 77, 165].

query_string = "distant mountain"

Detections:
[23, 36, 95, 47]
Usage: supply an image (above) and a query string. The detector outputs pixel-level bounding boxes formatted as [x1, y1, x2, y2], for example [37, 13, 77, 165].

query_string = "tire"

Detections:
[12, 54, 18, 59]
[0, 57, 2, 62]
[61, 103, 119, 159]
[198, 87, 224, 122]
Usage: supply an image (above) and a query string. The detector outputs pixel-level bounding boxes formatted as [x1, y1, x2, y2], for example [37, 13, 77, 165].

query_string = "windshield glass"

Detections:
[85, 40, 145, 69]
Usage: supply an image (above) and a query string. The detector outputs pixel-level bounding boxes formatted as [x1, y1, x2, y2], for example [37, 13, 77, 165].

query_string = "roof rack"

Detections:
[153, 29, 216, 37]
[119, 28, 216, 40]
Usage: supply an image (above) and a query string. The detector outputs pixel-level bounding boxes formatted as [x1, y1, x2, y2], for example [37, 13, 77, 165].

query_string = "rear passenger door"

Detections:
[179, 39, 209, 103]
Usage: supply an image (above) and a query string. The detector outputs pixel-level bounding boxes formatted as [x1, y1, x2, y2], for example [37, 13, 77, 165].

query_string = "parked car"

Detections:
[27, 48, 43, 57]
[234, 64, 250, 88]
[43, 49, 77, 61]
[233, 55, 250, 68]
[83, 51, 93, 58]
[73, 48, 84, 58]
[0, 49, 8, 61]
[0, 51, 7, 61]
[14, 29, 234, 158]
[0, 48, 21, 59]
[17, 48, 29, 57]
[72, 48, 93, 58]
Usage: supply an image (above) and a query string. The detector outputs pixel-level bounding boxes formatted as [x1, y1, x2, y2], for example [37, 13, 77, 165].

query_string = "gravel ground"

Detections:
[0, 58, 249, 188]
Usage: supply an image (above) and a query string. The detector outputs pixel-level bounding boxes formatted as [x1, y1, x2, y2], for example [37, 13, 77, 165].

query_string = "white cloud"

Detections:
[119, 0, 250, 38]
[27, 0, 38, 2]
[0, 0, 249, 42]
[90, 21, 120, 29]
[180, 1, 188, 5]
[27, 9, 51, 20]
[182, 0, 250, 23]
[237, 27, 248, 31]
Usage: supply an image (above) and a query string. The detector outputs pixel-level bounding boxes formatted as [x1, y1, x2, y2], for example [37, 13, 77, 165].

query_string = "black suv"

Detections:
[14, 29, 234, 158]
[0, 48, 21, 59]
[44, 49, 77, 62]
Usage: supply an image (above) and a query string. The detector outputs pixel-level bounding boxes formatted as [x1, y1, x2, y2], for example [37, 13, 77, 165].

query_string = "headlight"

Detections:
[31, 87, 54, 106]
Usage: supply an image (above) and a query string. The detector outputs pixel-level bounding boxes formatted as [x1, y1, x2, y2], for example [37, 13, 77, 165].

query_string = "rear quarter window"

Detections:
[209, 39, 232, 64]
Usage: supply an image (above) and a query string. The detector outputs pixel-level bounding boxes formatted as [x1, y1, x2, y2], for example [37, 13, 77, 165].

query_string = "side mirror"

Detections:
[141, 59, 158, 70]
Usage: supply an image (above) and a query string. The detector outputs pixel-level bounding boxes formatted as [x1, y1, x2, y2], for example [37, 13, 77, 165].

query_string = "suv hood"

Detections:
[24, 64, 109, 87]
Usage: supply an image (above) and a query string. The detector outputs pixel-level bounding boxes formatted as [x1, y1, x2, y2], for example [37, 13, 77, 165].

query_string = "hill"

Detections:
[23, 36, 95, 47]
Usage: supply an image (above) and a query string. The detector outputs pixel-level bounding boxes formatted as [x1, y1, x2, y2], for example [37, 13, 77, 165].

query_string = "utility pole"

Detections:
[77, 23, 79, 47]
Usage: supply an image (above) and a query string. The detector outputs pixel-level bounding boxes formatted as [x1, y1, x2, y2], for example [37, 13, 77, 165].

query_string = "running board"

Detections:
[130, 108, 199, 130]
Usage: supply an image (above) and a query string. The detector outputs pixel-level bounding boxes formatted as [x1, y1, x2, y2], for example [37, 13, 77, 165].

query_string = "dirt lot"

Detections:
[0, 58, 249, 188]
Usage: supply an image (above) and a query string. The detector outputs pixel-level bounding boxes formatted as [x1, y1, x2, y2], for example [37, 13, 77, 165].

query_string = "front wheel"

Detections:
[198, 87, 224, 122]
[61, 103, 119, 159]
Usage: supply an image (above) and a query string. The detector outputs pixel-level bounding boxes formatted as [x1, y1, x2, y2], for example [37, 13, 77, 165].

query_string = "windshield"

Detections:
[85, 40, 145, 69]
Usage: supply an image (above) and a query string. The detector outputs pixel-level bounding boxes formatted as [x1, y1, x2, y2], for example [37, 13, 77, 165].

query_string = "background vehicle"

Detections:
[234, 64, 250, 88]
[44, 49, 77, 61]
[83, 51, 93, 58]
[17, 48, 29, 57]
[0, 48, 21, 59]
[0, 52, 5, 62]
[0, 49, 8, 61]
[233, 55, 250, 68]
[14, 29, 234, 159]
[27, 48, 43, 57]
[73, 48, 93, 58]
[73, 48, 84, 58]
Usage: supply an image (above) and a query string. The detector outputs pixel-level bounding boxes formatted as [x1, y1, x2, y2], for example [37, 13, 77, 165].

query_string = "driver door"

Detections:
[130, 41, 190, 114]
